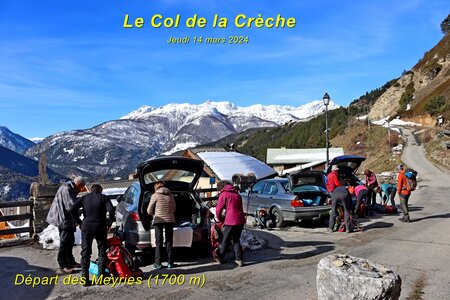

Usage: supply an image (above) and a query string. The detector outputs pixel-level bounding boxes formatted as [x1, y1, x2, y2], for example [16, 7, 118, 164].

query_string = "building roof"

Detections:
[195, 151, 277, 181]
[280, 160, 326, 175]
[82, 180, 135, 196]
[266, 148, 344, 164]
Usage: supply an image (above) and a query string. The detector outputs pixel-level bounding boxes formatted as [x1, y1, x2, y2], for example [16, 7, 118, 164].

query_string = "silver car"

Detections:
[241, 175, 330, 227]
[115, 156, 211, 254]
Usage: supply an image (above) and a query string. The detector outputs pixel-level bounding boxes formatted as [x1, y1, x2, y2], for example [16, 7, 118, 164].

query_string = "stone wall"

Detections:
[30, 182, 59, 235]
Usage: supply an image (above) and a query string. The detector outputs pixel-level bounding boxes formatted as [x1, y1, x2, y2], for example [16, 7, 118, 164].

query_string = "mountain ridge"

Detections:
[25, 100, 339, 179]
[0, 126, 35, 154]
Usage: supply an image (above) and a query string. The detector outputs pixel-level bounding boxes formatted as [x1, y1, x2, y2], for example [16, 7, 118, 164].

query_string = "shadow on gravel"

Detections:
[141, 230, 334, 276]
[0, 257, 55, 299]
[408, 206, 424, 212]
[410, 213, 450, 223]
[360, 221, 394, 231]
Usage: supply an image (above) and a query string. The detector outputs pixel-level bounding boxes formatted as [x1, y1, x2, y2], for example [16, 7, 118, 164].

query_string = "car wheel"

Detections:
[271, 207, 285, 228]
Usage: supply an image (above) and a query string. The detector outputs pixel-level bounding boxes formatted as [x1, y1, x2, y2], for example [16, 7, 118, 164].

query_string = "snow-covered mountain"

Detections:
[26, 100, 339, 179]
[121, 100, 339, 126]
[0, 126, 35, 154]
[29, 137, 45, 144]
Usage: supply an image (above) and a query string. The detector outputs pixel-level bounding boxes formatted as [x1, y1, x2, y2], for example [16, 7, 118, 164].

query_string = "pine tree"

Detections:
[441, 14, 450, 35]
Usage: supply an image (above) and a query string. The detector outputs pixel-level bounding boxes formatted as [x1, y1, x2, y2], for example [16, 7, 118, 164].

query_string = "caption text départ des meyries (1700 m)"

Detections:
[123, 14, 297, 29]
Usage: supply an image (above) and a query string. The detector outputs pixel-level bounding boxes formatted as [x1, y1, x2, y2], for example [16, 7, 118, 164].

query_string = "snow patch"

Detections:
[38, 225, 82, 249]
[29, 137, 44, 143]
[63, 148, 74, 155]
[99, 156, 108, 165]
[372, 117, 422, 127]
[163, 142, 199, 155]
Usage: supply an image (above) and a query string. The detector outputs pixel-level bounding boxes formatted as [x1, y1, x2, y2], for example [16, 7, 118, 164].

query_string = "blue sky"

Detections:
[0, 0, 448, 138]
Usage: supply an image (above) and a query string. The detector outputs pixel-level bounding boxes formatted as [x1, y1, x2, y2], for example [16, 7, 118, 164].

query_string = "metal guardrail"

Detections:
[0, 200, 34, 237]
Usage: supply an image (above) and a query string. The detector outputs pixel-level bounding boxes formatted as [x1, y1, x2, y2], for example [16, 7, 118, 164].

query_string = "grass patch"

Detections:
[331, 121, 402, 173]
[422, 129, 450, 169]
[408, 274, 426, 300]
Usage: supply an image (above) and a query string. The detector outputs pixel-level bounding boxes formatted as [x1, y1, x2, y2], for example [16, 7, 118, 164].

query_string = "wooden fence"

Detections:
[196, 187, 219, 207]
[0, 200, 34, 239]
[0, 185, 218, 244]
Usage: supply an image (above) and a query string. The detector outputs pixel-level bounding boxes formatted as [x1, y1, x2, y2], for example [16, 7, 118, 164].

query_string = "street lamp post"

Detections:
[323, 93, 330, 169]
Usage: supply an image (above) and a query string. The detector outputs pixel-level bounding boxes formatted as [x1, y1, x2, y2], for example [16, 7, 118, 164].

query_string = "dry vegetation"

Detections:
[331, 120, 402, 173]
[419, 128, 450, 170]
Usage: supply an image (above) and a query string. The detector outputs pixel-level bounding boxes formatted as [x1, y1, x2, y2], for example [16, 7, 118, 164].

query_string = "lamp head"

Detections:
[323, 93, 330, 106]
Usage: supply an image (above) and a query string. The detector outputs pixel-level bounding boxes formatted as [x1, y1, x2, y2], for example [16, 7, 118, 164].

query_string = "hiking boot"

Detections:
[153, 263, 163, 270]
[69, 262, 81, 268]
[235, 260, 244, 267]
[213, 248, 223, 264]
[83, 280, 92, 287]
[55, 267, 73, 275]
[167, 263, 176, 269]
[399, 217, 410, 222]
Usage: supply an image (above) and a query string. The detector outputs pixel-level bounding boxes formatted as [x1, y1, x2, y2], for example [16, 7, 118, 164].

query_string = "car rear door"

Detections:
[115, 184, 138, 231]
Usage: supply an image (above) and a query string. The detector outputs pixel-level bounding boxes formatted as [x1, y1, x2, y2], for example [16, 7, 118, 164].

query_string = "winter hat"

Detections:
[331, 165, 339, 171]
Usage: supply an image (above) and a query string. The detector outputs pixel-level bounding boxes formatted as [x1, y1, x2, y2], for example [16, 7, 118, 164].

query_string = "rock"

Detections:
[317, 254, 401, 300]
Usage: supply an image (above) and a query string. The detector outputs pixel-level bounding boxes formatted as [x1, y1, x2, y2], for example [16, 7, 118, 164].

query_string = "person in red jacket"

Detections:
[215, 181, 246, 267]
[326, 165, 341, 193]
[397, 169, 412, 222]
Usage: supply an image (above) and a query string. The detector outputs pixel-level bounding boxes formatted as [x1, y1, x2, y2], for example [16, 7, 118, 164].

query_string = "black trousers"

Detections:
[154, 223, 174, 265]
[328, 189, 352, 230]
[81, 229, 108, 279]
[219, 225, 243, 261]
[366, 187, 377, 205]
[58, 227, 76, 269]
[355, 189, 369, 213]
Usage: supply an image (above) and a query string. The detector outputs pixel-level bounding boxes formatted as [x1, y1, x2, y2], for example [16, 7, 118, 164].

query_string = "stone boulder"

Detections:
[317, 254, 401, 300]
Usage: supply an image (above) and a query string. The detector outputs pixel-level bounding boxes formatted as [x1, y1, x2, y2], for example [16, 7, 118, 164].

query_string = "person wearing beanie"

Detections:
[71, 184, 114, 286]
[47, 176, 86, 275]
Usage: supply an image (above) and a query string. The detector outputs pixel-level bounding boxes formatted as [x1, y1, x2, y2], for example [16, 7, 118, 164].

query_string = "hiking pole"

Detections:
[245, 183, 254, 226]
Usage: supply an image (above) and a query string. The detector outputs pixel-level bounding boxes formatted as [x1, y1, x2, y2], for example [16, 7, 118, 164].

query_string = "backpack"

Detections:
[405, 169, 418, 191]
[384, 205, 398, 214]
[106, 236, 143, 278]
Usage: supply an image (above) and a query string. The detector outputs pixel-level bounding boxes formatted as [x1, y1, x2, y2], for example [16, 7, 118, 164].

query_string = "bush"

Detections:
[398, 82, 415, 111]
[425, 96, 449, 116]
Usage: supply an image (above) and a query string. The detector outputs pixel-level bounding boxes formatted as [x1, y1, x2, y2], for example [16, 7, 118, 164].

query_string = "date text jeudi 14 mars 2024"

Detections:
[167, 36, 249, 44]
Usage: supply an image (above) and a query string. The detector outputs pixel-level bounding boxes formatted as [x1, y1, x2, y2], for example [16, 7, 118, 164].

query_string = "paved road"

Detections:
[1, 127, 449, 299]
[347, 127, 450, 299]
